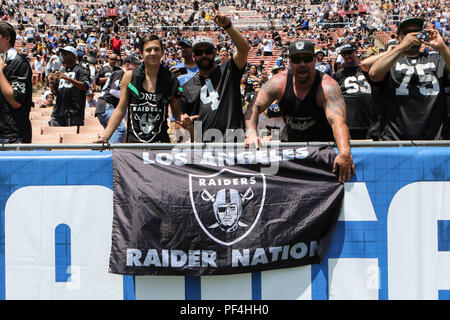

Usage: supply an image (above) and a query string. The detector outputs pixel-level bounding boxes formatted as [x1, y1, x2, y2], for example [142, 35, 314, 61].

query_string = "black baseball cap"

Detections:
[340, 42, 356, 54]
[288, 40, 315, 57]
[396, 18, 424, 34]
[123, 55, 140, 65]
[179, 38, 192, 47]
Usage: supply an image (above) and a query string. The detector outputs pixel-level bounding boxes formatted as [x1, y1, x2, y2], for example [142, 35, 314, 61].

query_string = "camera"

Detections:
[416, 30, 429, 42]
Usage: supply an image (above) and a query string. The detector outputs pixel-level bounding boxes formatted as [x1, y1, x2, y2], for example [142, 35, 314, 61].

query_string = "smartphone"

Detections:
[178, 67, 187, 75]
[214, 3, 219, 10]
[416, 30, 429, 42]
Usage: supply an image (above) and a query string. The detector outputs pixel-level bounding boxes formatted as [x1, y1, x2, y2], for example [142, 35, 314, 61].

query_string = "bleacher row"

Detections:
[30, 104, 104, 144]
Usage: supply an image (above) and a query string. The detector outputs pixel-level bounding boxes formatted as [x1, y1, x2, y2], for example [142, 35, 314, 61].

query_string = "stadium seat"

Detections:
[31, 133, 61, 144]
[42, 126, 78, 135]
[61, 133, 99, 144]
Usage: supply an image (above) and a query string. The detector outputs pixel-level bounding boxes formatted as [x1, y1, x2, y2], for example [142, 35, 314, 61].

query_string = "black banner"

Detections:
[109, 146, 344, 275]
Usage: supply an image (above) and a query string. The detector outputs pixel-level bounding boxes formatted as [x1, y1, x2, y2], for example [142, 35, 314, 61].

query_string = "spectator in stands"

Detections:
[251, 33, 262, 47]
[179, 5, 250, 143]
[242, 64, 261, 101]
[32, 54, 45, 73]
[368, 18, 450, 140]
[262, 33, 273, 56]
[48, 46, 90, 127]
[95, 55, 139, 144]
[111, 33, 123, 56]
[96, 53, 120, 88]
[333, 42, 380, 140]
[219, 48, 230, 64]
[95, 35, 193, 144]
[40, 91, 55, 108]
[45, 52, 62, 78]
[244, 39, 354, 182]
[0, 21, 33, 144]
[315, 48, 333, 76]
[171, 39, 198, 76]
[86, 90, 97, 108]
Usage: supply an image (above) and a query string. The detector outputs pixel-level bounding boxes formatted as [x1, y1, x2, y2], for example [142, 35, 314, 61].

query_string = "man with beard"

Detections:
[244, 40, 354, 183]
[95, 53, 120, 88]
[368, 18, 450, 140]
[94, 35, 195, 144]
[333, 42, 380, 139]
[179, 5, 250, 142]
[49, 46, 90, 127]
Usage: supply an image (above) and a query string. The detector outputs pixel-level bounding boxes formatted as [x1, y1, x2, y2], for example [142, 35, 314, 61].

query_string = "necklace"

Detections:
[403, 55, 419, 67]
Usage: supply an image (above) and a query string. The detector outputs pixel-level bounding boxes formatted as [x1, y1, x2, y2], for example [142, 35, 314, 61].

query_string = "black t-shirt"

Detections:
[96, 69, 124, 115]
[370, 52, 449, 140]
[52, 64, 90, 118]
[334, 65, 380, 139]
[179, 59, 245, 142]
[278, 70, 334, 142]
[95, 64, 118, 86]
[0, 48, 32, 143]
[126, 63, 181, 143]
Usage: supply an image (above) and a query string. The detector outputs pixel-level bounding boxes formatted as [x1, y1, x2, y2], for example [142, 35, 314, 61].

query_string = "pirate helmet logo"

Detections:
[295, 41, 305, 51]
[201, 187, 254, 233]
[189, 168, 266, 246]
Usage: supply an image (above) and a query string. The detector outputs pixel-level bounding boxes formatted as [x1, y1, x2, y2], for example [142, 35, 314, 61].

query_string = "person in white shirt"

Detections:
[262, 34, 273, 56]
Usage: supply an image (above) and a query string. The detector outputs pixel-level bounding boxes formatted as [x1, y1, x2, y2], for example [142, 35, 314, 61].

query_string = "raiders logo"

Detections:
[130, 100, 164, 142]
[189, 168, 266, 246]
[295, 41, 305, 51]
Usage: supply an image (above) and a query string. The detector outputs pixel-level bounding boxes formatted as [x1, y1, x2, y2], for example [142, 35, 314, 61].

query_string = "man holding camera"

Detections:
[368, 18, 450, 140]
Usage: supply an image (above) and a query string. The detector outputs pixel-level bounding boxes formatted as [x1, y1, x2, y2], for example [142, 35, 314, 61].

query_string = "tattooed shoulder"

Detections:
[319, 75, 346, 118]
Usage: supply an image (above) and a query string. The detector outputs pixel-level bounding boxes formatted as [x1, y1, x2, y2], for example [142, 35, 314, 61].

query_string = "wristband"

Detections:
[222, 21, 232, 30]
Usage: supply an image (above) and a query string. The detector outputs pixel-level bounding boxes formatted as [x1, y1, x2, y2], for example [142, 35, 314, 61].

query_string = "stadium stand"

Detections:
[1, 0, 448, 144]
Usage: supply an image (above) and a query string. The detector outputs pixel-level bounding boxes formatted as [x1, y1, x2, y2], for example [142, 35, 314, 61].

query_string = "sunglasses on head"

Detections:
[194, 48, 215, 56]
[290, 55, 314, 64]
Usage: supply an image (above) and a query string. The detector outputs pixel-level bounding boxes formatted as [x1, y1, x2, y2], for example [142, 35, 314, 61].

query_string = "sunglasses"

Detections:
[194, 48, 215, 56]
[290, 55, 314, 64]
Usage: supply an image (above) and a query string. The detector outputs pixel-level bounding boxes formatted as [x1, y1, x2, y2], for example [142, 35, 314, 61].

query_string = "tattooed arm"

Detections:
[244, 72, 286, 148]
[318, 74, 355, 182]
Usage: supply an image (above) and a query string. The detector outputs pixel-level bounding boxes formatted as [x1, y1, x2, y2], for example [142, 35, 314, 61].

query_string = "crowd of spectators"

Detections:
[0, 0, 449, 142]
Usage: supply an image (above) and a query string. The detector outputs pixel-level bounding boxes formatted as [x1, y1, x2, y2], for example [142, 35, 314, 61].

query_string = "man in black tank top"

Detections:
[245, 40, 355, 182]
[95, 35, 196, 144]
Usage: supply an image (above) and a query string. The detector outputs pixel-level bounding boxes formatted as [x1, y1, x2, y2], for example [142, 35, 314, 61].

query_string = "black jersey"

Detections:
[278, 70, 334, 142]
[95, 69, 124, 115]
[126, 63, 181, 143]
[370, 52, 448, 140]
[95, 64, 119, 86]
[0, 48, 32, 143]
[333, 65, 379, 139]
[179, 58, 245, 142]
[52, 64, 90, 119]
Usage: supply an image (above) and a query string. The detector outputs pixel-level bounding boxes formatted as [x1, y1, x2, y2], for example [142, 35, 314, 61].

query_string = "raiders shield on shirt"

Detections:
[370, 51, 449, 140]
[95, 69, 124, 116]
[278, 70, 334, 142]
[333, 65, 380, 139]
[126, 63, 181, 143]
[0, 48, 32, 143]
[179, 59, 246, 142]
[51, 64, 90, 125]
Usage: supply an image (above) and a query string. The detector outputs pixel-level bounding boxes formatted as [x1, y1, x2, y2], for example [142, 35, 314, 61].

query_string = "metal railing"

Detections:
[2, 140, 450, 151]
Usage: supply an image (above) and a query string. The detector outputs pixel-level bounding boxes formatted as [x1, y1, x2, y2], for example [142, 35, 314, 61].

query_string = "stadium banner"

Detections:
[0, 147, 449, 300]
[109, 146, 344, 276]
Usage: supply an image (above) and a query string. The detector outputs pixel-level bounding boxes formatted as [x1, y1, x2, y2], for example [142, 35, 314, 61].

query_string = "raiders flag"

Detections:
[109, 146, 344, 276]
